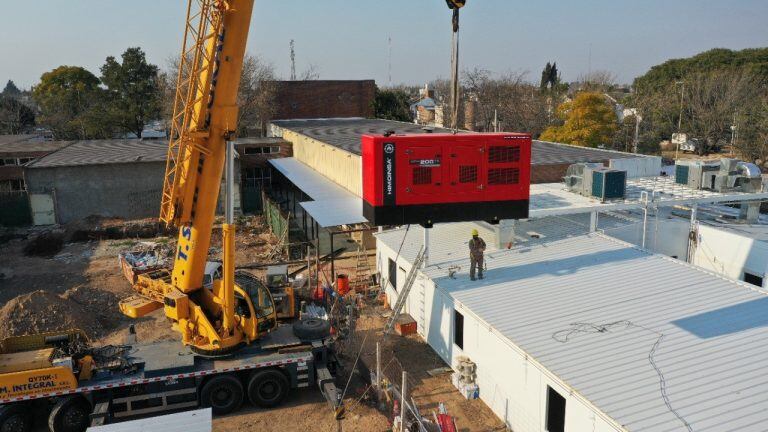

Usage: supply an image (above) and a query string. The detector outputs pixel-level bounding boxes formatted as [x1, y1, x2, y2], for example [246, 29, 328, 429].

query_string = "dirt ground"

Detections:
[0, 216, 505, 432]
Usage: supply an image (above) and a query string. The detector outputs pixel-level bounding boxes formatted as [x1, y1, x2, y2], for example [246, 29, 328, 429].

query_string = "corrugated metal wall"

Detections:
[283, 130, 362, 197]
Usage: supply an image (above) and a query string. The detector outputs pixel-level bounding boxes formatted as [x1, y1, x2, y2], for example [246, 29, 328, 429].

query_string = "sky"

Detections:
[1, 0, 767, 89]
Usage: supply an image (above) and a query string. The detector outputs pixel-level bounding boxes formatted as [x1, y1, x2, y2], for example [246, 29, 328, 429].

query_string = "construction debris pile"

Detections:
[0, 290, 100, 340]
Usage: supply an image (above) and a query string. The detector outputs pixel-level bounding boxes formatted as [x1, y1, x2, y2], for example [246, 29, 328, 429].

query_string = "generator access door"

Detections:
[448, 143, 484, 196]
[402, 144, 443, 199]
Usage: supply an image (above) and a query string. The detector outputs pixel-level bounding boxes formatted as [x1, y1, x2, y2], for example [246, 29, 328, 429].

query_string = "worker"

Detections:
[469, 229, 486, 281]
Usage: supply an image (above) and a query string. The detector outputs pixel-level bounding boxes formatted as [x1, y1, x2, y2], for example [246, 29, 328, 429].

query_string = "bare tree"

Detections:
[685, 70, 756, 155]
[299, 63, 320, 81]
[576, 70, 617, 92]
[237, 55, 277, 136]
[161, 53, 277, 137]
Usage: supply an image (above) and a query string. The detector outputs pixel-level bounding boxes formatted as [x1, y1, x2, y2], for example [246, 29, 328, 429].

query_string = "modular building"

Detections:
[376, 219, 768, 431]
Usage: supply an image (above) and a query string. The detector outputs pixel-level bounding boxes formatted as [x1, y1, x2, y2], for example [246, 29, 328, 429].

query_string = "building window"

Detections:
[243, 167, 272, 188]
[0, 179, 25, 192]
[17, 157, 35, 165]
[744, 272, 764, 287]
[546, 386, 566, 432]
[0, 158, 19, 166]
[243, 146, 281, 155]
[454, 309, 464, 350]
[388, 258, 397, 291]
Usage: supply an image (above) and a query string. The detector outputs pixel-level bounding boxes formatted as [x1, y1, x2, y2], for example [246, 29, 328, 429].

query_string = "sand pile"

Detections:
[0, 290, 100, 339]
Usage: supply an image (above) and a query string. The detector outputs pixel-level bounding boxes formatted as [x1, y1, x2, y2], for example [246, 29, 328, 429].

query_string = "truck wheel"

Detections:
[293, 318, 331, 340]
[48, 396, 90, 432]
[0, 405, 31, 432]
[247, 369, 289, 408]
[200, 374, 243, 415]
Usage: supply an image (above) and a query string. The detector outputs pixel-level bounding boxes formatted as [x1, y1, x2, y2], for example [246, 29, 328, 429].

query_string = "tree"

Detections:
[2, 80, 21, 98]
[0, 96, 35, 134]
[237, 55, 277, 136]
[161, 53, 278, 137]
[299, 64, 320, 81]
[576, 70, 617, 92]
[540, 92, 618, 147]
[685, 70, 756, 155]
[32, 66, 106, 139]
[371, 88, 411, 122]
[540, 62, 559, 90]
[100, 47, 161, 139]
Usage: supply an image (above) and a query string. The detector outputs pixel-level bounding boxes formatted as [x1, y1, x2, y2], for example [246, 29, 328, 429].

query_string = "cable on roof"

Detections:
[552, 321, 693, 431]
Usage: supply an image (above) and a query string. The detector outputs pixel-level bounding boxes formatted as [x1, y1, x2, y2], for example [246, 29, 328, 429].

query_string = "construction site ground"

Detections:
[0, 216, 504, 431]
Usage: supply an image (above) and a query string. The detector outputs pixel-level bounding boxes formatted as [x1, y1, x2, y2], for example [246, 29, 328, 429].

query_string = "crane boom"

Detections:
[162, 0, 252, 292]
[121, 0, 278, 355]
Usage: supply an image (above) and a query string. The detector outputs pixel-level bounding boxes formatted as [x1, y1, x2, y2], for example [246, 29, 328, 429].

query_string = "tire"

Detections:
[292, 318, 331, 340]
[48, 396, 90, 432]
[0, 405, 32, 432]
[199, 374, 244, 415]
[247, 369, 289, 408]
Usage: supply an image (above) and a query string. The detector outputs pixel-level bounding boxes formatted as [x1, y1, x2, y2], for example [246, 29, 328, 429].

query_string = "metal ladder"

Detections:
[383, 246, 426, 336]
[350, 245, 373, 292]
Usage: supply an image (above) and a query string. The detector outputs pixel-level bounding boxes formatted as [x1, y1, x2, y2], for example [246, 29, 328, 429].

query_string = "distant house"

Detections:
[0, 135, 68, 192]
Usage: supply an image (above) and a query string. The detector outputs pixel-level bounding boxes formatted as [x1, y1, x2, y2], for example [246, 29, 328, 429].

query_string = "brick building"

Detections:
[272, 80, 376, 120]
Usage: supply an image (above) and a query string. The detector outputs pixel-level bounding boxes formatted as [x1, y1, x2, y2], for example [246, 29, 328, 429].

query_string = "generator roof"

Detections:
[270, 117, 644, 164]
[376, 221, 768, 431]
[27, 139, 168, 168]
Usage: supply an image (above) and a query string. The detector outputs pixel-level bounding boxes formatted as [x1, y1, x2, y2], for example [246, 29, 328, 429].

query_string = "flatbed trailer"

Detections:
[0, 326, 340, 432]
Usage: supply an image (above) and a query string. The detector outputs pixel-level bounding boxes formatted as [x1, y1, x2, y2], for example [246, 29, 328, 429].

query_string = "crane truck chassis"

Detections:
[0, 327, 340, 432]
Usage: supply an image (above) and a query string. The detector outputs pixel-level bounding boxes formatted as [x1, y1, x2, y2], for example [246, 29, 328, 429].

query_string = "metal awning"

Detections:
[269, 158, 367, 227]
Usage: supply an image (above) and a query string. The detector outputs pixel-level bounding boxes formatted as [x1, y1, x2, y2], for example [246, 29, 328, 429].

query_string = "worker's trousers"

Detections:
[470, 255, 483, 279]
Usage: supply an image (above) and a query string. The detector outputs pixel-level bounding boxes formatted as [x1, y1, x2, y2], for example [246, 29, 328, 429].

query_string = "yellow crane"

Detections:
[119, 0, 277, 356]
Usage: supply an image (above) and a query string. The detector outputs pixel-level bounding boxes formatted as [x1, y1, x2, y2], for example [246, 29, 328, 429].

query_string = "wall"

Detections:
[609, 156, 663, 178]
[272, 80, 376, 120]
[602, 214, 690, 259]
[693, 224, 768, 287]
[376, 237, 623, 432]
[281, 129, 363, 197]
[25, 162, 165, 224]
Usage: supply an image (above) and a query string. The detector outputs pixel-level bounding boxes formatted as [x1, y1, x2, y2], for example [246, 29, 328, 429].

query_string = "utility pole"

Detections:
[388, 36, 392, 87]
[675, 81, 685, 160]
[446, 1, 467, 131]
[290, 39, 296, 81]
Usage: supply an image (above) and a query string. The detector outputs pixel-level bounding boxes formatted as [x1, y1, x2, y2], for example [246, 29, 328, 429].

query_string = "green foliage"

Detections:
[32, 66, 107, 139]
[540, 62, 559, 90]
[2, 80, 21, 98]
[539, 92, 618, 147]
[371, 88, 412, 122]
[0, 97, 35, 134]
[633, 48, 768, 92]
[100, 47, 161, 138]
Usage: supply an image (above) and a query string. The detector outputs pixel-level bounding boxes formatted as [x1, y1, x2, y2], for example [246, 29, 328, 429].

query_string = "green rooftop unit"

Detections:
[591, 168, 626, 201]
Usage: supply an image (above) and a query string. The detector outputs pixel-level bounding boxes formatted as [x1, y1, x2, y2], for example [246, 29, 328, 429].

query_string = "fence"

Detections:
[0, 191, 31, 226]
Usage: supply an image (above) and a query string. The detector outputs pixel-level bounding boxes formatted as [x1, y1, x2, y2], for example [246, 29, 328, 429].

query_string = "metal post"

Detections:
[423, 227, 429, 268]
[401, 371, 408, 432]
[688, 203, 698, 262]
[376, 342, 381, 390]
[642, 206, 648, 249]
[589, 212, 598, 232]
[330, 231, 335, 280]
[449, 9, 460, 131]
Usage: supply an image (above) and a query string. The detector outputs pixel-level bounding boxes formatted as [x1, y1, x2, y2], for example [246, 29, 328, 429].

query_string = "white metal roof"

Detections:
[529, 176, 768, 218]
[377, 224, 768, 431]
[87, 408, 211, 432]
[269, 157, 367, 227]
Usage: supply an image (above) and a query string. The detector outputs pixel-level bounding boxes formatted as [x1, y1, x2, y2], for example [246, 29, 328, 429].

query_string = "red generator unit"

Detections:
[362, 133, 531, 226]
